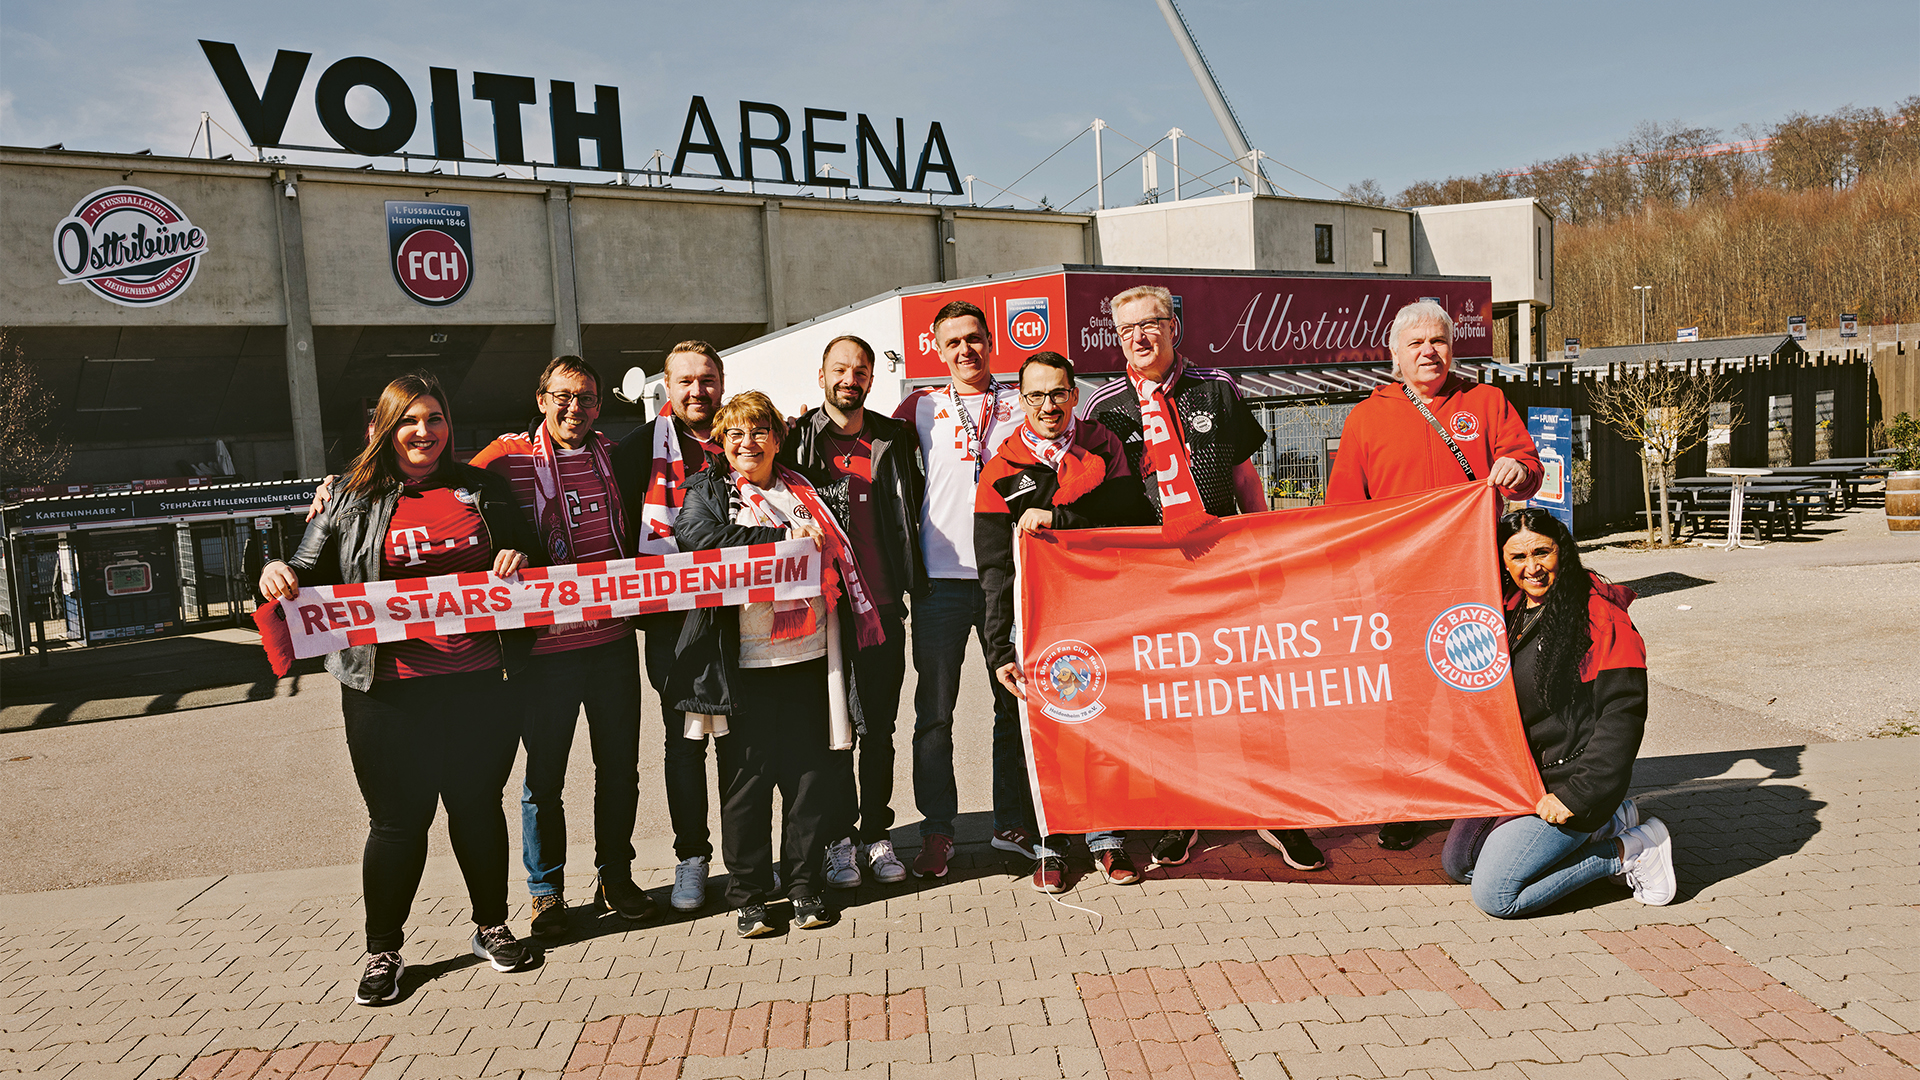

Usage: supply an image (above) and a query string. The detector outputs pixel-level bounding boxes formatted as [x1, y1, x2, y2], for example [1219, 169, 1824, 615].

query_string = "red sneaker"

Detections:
[1032, 854, 1069, 893]
[911, 834, 954, 879]
[1096, 849, 1141, 885]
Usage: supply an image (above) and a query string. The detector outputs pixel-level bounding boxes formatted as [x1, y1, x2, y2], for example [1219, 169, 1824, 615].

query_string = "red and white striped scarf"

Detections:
[636, 415, 719, 556]
[529, 422, 627, 565]
[731, 466, 885, 649]
[1016, 416, 1106, 505]
[1127, 358, 1215, 540]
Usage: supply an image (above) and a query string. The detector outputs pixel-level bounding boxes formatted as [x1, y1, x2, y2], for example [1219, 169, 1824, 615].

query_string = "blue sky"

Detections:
[3, 0, 1915, 210]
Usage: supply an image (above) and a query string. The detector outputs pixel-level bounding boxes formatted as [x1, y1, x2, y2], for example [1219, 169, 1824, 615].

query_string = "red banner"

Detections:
[1013, 481, 1543, 834]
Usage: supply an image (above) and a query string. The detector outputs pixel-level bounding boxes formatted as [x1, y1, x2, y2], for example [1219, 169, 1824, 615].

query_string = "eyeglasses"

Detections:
[1021, 389, 1074, 407]
[544, 391, 601, 409]
[722, 427, 774, 445]
[1116, 316, 1172, 339]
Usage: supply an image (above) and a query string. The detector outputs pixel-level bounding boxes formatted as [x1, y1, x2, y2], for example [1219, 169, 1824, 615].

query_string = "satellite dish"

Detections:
[613, 366, 669, 420]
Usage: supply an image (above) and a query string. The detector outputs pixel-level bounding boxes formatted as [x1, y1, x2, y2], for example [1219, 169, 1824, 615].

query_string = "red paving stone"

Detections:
[1592, 925, 1920, 1079]
[175, 1038, 392, 1080]
[547, 988, 926, 1077]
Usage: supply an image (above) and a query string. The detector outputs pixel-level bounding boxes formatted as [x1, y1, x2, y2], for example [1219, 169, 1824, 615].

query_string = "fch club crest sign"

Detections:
[386, 202, 473, 306]
[53, 186, 209, 307]
[1425, 603, 1510, 692]
[1030, 639, 1108, 723]
[1007, 297, 1050, 350]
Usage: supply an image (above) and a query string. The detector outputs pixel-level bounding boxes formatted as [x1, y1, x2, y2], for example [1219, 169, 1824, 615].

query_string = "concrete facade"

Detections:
[1410, 196, 1555, 361]
[1092, 193, 1414, 277]
[2, 147, 1096, 484]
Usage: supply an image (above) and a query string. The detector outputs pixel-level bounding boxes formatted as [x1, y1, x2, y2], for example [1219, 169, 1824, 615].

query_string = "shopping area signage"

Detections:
[52, 186, 209, 307]
[898, 270, 1493, 379]
[199, 41, 963, 194]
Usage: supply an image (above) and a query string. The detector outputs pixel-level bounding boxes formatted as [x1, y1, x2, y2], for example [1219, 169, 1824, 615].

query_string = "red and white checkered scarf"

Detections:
[731, 465, 885, 649]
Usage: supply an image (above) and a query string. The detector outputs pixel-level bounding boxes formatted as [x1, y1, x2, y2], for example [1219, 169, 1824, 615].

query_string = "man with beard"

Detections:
[779, 335, 925, 887]
[1078, 284, 1327, 874]
[612, 342, 725, 911]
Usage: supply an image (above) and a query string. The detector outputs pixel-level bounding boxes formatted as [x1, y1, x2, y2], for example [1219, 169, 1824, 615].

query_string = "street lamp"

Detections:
[1632, 285, 1652, 345]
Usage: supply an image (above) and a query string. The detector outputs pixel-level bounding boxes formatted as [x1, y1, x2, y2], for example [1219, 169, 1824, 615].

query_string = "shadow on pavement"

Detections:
[0, 631, 319, 730]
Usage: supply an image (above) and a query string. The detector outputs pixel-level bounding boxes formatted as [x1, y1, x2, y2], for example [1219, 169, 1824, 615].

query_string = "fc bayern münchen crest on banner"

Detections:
[1425, 603, 1511, 692]
[1031, 639, 1108, 723]
[387, 201, 474, 307]
[53, 186, 209, 307]
[1007, 297, 1050, 350]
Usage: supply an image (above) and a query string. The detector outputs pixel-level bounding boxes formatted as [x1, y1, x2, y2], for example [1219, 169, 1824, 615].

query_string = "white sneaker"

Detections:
[1619, 818, 1676, 906]
[865, 839, 907, 884]
[825, 837, 862, 889]
[671, 856, 709, 911]
[1590, 798, 1640, 844]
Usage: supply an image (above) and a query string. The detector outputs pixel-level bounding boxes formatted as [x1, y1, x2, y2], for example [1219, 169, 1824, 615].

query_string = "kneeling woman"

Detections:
[1442, 507, 1676, 918]
[670, 391, 885, 937]
[259, 372, 543, 1003]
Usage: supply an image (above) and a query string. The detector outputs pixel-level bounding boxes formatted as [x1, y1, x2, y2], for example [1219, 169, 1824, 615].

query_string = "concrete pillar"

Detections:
[937, 209, 959, 282]
[761, 199, 786, 334]
[1515, 301, 1535, 364]
[546, 186, 581, 358]
[273, 171, 325, 477]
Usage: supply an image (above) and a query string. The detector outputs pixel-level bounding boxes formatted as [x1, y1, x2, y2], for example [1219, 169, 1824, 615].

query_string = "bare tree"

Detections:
[0, 329, 70, 490]
[1587, 365, 1741, 546]
[1342, 179, 1387, 206]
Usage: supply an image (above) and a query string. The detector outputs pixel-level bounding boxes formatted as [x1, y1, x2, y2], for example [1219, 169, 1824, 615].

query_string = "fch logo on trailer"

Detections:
[1006, 297, 1049, 350]
[386, 202, 473, 307]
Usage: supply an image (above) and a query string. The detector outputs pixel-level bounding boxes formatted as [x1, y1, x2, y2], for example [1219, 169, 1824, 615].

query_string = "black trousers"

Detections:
[645, 616, 713, 861]
[716, 657, 835, 908]
[341, 670, 520, 954]
[828, 604, 907, 845]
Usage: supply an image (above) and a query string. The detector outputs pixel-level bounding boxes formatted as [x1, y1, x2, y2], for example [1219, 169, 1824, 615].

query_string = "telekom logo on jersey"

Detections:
[390, 527, 482, 567]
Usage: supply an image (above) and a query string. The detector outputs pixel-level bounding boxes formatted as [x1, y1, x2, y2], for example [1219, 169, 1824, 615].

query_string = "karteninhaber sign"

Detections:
[387, 202, 473, 306]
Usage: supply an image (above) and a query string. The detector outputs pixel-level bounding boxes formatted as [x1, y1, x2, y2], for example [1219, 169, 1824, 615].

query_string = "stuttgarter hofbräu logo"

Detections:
[1031, 639, 1108, 723]
[1425, 603, 1511, 692]
[53, 187, 209, 307]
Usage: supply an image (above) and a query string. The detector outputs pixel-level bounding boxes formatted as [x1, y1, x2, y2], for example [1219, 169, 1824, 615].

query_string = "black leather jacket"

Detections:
[283, 463, 543, 691]
[778, 407, 926, 604]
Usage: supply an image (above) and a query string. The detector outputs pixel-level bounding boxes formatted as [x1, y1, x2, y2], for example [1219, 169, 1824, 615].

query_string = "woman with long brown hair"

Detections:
[259, 371, 544, 1004]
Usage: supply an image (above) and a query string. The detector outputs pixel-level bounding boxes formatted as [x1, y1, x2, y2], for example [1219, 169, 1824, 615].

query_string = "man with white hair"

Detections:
[1328, 298, 1542, 851]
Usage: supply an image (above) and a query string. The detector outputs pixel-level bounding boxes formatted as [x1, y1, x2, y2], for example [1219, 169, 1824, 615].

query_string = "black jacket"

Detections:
[779, 407, 926, 604]
[974, 435, 1156, 672]
[283, 463, 544, 692]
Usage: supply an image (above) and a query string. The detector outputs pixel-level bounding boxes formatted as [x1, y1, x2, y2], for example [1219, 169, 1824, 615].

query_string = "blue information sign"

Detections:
[1526, 407, 1574, 532]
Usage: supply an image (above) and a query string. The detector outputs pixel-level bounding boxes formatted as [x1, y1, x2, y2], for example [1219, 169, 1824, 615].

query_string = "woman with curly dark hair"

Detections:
[1441, 507, 1676, 917]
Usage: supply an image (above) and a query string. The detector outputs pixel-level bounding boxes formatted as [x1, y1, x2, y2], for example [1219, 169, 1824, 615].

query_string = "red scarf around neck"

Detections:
[636, 415, 719, 556]
[1016, 417, 1106, 505]
[1127, 359, 1215, 540]
[731, 466, 886, 649]
[530, 422, 627, 564]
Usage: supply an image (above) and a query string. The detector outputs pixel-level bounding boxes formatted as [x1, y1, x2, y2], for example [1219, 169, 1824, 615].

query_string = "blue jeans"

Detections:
[1443, 812, 1624, 919]
[519, 634, 643, 897]
[1035, 831, 1124, 858]
[910, 578, 1031, 838]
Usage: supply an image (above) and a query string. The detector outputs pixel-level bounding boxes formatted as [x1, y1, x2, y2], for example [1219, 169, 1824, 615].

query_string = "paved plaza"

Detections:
[2, 504, 1916, 1080]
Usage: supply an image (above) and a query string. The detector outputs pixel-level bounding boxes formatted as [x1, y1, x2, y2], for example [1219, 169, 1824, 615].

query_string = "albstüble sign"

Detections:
[199, 41, 964, 194]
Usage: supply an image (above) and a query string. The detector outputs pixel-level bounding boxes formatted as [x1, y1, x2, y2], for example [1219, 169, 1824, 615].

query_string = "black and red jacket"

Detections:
[1507, 575, 1649, 832]
[973, 422, 1156, 672]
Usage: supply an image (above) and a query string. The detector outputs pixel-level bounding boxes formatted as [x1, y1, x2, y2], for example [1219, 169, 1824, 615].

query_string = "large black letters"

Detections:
[199, 41, 310, 148]
[314, 57, 417, 157]
[738, 101, 794, 183]
[472, 72, 537, 164]
[551, 81, 623, 171]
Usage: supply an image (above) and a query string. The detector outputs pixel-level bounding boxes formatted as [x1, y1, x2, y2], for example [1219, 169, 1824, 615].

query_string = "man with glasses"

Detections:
[1078, 285, 1328, 874]
[779, 335, 925, 888]
[892, 301, 1034, 878]
[470, 356, 657, 934]
[976, 351, 1155, 892]
[612, 342, 726, 912]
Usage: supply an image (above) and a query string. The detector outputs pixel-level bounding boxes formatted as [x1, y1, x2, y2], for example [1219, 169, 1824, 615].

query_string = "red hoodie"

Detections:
[1327, 375, 1542, 503]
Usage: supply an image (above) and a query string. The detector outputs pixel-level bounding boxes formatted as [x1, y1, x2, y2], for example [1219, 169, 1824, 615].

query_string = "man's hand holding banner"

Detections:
[256, 539, 823, 675]
[1014, 481, 1544, 835]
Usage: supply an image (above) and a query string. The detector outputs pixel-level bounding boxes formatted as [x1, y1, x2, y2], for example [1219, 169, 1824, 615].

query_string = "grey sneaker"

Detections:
[865, 839, 907, 884]
[824, 838, 862, 889]
[1620, 818, 1676, 906]
[1590, 798, 1640, 844]
[672, 856, 709, 911]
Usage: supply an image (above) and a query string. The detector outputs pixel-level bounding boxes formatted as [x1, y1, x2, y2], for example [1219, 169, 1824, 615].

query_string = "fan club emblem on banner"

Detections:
[1007, 297, 1050, 350]
[1031, 639, 1108, 723]
[53, 186, 209, 307]
[387, 201, 474, 306]
[1425, 603, 1510, 692]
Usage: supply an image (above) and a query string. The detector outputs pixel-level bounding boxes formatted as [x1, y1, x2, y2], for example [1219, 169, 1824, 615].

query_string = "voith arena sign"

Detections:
[53, 186, 209, 307]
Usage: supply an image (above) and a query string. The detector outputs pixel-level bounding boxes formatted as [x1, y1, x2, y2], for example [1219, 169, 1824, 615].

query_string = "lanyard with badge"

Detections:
[950, 379, 1005, 481]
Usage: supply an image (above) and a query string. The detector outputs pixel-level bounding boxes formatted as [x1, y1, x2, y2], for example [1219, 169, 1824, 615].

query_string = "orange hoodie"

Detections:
[1327, 375, 1542, 503]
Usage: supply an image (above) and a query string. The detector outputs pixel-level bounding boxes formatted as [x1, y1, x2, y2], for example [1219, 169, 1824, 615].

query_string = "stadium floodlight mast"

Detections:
[1155, 0, 1272, 196]
[1633, 285, 1653, 344]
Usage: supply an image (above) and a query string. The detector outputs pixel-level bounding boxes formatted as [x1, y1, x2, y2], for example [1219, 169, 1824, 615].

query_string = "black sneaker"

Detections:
[530, 894, 568, 938]
[598, 877, 659, 922]
[471, 924, 535, 972]
[737, 904, 776, 938]
[354, 950, 404, 1005]
[1377, 821, 1421, 851]
[1151, 829, 1200, 866]
[1257, 829, 1327, 871]
[792, 895, 833, 929]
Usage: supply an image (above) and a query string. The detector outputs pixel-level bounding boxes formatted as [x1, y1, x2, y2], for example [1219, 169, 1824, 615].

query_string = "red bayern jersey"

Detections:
[376, 480, 503, 679]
